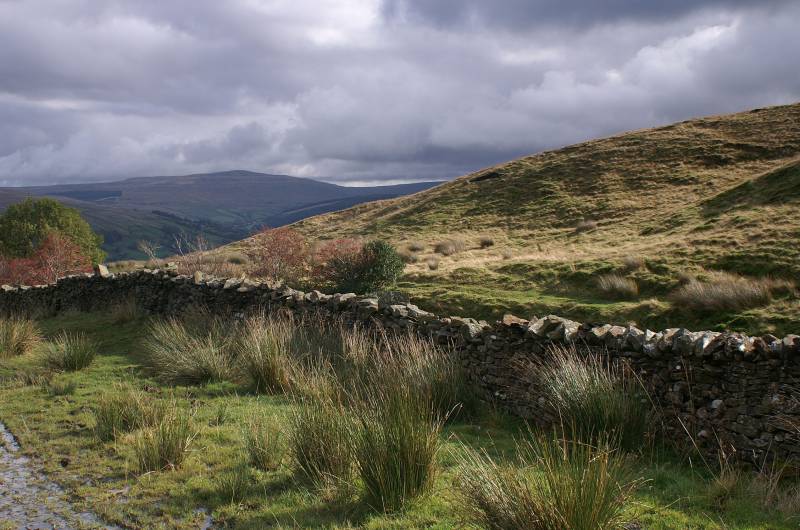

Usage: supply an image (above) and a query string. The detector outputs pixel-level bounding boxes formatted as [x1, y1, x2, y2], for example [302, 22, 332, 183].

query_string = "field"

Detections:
[263, 103, 800, 335]
[1, 309, 798, 529]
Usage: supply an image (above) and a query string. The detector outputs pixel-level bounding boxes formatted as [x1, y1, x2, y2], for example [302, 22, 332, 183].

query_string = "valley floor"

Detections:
[0, 311, 798, 529]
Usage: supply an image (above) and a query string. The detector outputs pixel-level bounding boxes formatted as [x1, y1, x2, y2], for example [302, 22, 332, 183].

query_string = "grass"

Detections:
[670, 270, 793, 313]
[287, 394, 353, 490]
[132, 402, 194, 473]
[235, 313, 296, 394]
[529, 344, 650, 451]
[351, 383, 442, 512]
[143, 318, 233, 385]
[597, 273, 639, 300]
[456, 434, 639, 530]
[39, 332, 96, 371]
[93, 383, 165, 441]
[243, 413, 285, 471]
[279, 103, 800, 335]
[0, 310, 798, 528]
[0, 316, 41, 358]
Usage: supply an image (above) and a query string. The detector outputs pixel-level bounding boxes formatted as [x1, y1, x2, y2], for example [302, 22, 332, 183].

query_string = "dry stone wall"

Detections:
[1, 266, 798, 462]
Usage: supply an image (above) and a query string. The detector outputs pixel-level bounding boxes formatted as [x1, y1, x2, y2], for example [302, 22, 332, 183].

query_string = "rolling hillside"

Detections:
[282, 102, 800, 334]
[0, 171, 438, 259]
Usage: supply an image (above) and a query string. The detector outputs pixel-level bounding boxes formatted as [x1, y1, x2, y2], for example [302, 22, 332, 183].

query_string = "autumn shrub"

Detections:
[246, 227, 310, 285]
[0, 233, 92, 285]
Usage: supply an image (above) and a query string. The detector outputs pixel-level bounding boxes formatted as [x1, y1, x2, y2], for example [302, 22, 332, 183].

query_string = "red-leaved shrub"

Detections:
[247, 227, 311, 284]
[0, 233, 93, 285]
[312, 238, 364, 287]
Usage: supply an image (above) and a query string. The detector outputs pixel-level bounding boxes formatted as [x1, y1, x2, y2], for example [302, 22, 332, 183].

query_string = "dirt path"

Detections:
[0, 421, 116, 529]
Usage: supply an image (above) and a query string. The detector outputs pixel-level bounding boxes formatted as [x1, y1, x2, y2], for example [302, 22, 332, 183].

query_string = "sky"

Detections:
[1, 0, 799, 187]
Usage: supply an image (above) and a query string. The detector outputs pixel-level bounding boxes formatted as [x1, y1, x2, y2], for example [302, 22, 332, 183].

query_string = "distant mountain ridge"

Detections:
[0, 171, 441, 259]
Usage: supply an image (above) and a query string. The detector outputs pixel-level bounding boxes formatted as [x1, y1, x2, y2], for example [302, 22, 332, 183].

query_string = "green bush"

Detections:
[0, 197, 105, 262]
[331, 240, 405, 294]
[456, 434, 639, 530]
[43, 376, 77, 397]
[40, 332, 96, 371]
[0, 317, 41, 358]
[143, 319, 234, 385]
[533, 345, 650, 451]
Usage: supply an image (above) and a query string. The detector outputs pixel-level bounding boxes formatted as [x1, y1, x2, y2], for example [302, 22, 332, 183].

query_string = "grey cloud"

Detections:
[381, 0, 792, 29]
[0, 0, 798, 186]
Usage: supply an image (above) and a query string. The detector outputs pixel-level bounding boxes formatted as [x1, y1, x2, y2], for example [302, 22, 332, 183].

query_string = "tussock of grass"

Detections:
[94, 384, 166, 441]
[480, 236, 495, 248]
[0, 317, 41, 358]
[132, 404, 194, 473]
[42, 376, 77, 396]
[574, 219, 598, 233]
[671, 270, 793, 312]
[288, 395, 352, 489]
[243, 414, 285, 472]
[596, 273, 639, 300]
[235, 313, 297, 394]
[350, 384, 441, 512]
[434, 239, 466, 256]
[456, 434, 639, 530]
[143, 319, 233, 385]
[425, 257, 440, 270]
[531, 345, 650, 451]
[217, 463, 252, 505]
[40, 332, 96, 371]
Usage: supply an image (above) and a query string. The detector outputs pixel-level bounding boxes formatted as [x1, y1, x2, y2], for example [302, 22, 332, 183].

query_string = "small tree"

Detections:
[0, 233, 92, 285]
[0, 198, 105, 263]
[247, 227, 310, 284]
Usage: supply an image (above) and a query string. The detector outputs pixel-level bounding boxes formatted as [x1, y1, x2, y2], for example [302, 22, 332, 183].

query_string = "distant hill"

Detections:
[270, 102, 800, 334]
[0, 171, 439, 259]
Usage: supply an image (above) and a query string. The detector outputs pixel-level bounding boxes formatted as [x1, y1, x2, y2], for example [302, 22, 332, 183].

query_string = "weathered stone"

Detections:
[93, 263, 110, 278]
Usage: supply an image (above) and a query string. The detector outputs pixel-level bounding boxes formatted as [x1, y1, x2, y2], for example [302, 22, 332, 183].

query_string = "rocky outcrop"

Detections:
[1, 268, 798, 462]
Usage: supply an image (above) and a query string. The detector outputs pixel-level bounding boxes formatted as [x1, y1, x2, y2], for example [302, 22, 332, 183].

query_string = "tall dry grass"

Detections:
[132, 402, 194, 472]
[456, 433, 639, 530]
[530, 345, 650, 451]
[350, 382, 442, 512]
[94, 384, 166, 441]
[40, 332, 96, 371]
[235, 313, 297, 393]
[0, 316, 41, 358]
[143, 319, 234, 385]
[671, 270, 793, 312]
[596, 274, 639, 299]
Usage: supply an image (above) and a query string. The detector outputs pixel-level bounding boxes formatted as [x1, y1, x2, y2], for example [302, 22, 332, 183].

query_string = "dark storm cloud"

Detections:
[381, 0, 793, 29]
[0, 0, 798, 186]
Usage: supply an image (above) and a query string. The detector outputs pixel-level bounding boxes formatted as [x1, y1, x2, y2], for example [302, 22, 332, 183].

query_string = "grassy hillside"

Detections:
[284, 103, 800, 334]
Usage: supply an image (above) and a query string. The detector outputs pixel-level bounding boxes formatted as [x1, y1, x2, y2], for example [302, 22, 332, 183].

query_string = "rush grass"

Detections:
[0, 310, 797, 528]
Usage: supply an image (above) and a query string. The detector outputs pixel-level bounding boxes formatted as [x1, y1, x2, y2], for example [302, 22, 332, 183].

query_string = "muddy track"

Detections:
[0, 420, 117, 529]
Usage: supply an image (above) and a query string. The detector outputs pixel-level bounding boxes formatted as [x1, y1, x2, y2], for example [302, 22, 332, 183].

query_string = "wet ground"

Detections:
[0, 421, 114, 529]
